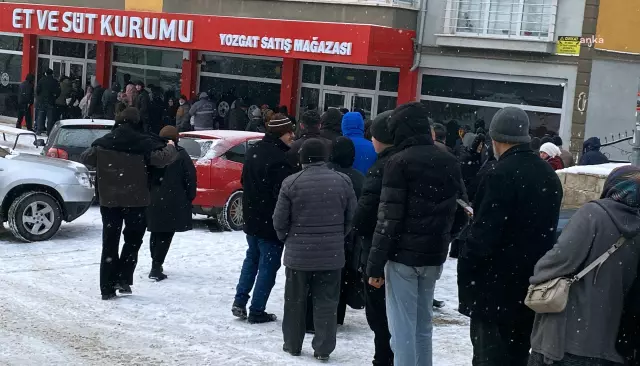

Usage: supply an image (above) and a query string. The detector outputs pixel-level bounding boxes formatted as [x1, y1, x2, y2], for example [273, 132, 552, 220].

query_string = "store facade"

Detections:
[0, 3, 416, 121]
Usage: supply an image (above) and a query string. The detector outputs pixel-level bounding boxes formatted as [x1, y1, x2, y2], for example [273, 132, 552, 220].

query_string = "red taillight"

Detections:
[46, 148, 69, 159]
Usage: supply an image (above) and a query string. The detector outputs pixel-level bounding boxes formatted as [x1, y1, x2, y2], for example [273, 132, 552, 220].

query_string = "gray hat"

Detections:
[199, 92, 209, 99]
[252, 108, 262, 118]
[489, 107, 531, 144]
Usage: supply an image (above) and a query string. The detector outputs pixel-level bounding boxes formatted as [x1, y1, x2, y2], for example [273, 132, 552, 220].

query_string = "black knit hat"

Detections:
[370, 110, 394, 144]
[330, 136, 356, 168]
[300, 138, 328, 165]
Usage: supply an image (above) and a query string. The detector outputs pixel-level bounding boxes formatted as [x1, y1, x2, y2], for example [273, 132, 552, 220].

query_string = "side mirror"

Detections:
[34, 139, 46, 147]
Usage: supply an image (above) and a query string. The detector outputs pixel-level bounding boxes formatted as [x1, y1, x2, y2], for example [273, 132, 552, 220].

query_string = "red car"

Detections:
[179, 130, 264, 231]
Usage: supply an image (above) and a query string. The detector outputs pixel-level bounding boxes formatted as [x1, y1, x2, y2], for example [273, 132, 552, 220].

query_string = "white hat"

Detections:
[539, 142, 561, 158]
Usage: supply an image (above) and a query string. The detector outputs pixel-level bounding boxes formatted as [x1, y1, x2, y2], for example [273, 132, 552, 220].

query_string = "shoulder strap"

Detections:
[572, 236, 626, 282]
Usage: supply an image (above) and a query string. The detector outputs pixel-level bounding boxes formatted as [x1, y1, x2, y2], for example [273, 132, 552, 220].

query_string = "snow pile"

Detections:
[557, 163, 629, 208]
[557, 163, 629, 177]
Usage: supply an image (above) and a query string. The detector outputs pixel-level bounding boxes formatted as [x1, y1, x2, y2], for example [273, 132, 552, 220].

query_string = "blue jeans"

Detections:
[385, 261, 442, 366]
[234, 235, 283, 313]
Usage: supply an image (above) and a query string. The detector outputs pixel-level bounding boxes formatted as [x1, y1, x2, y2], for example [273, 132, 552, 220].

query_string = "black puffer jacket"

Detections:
[242, 134, 297, 241]
[367, 113, 463, 277]
[36, 75, 60, 106]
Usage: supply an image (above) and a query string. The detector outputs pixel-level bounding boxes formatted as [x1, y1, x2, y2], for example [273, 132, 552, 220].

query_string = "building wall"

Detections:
[595, 0, 640, 54]
[584, 58, 640, 162]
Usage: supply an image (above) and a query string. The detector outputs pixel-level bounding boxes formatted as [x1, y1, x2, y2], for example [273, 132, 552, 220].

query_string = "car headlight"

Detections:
[75, 172, 92, 188]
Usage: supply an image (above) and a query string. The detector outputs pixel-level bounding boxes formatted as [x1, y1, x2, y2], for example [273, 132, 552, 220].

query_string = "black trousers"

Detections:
[99, 206, 147, 295]
[150, 232, 175, 267]
[283, 268, 341, 356]
[364, 273, 394, 366]
[36, 104, 56, 135]
[305, 268, 348, 331]
[16, 104, 33, 130]
[470, 315, 534, 366]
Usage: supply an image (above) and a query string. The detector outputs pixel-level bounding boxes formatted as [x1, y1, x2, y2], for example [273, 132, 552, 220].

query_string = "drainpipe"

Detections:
[409, 0, 428, 72]
[632, 122, 640, 167]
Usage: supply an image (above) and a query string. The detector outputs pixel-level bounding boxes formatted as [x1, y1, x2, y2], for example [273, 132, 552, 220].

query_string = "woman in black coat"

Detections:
[147, 125, 197, 281]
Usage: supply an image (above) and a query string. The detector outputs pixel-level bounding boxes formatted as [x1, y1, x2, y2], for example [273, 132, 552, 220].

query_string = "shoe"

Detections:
[231, 303, 248, 320]
[433, 299, 445, 308]
[149, 267, 168, 281]
[248, 311, 277, 324]
[283, 345, 301, 356]
[101, 293, 117, 301]
[314, 352, 330, 361]
[115, 283, 132, 295]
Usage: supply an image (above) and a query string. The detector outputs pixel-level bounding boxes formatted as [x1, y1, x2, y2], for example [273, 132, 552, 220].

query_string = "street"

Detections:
[0, 207, 472, 366]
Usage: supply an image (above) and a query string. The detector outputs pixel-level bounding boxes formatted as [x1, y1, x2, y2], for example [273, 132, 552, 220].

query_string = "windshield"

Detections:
[180, 137, 225, 159]
[55, 126, 112, 148]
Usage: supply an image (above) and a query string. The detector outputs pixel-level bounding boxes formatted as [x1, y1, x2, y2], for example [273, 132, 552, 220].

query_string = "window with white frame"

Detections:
[444, 0, 557, 40]
[0, 33, 23, 118]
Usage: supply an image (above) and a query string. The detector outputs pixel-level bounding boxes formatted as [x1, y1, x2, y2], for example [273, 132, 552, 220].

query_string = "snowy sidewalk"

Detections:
[0, 207, 472, 365]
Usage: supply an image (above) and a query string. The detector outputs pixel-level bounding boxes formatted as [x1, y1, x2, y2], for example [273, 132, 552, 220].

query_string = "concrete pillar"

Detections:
[96, 41, 111, 87]
[181, 50, 198, 100]
[280, 58, 300, 116]
[397, 66, 419, 106]
[21, 34, 37, 81]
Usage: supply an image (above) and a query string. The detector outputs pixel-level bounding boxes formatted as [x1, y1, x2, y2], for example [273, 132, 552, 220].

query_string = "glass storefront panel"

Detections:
[146, 49, 183, 69]
[201, 54, 282, 80]
[300, 87, 320, 111]
[113, 46, 145, 65]
[87, 43, 96, 60]
[377, 95, 397, 114]
[38, 39, 51, 55]
[420, 100, 560, 137]
[52, 40, 86, 59]
[0, 54, 23, 117]
[421, 75, 564, 109]
[0, 35, 22, 52]
[200, 76, 281, 110]
[113, 66, 181, 99]
[302, 64, 321, 84]
[324, 66, 376, 90]
[379, 71, 399, 92]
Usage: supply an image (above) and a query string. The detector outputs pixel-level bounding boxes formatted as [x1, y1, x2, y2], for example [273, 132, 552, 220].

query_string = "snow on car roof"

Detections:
[59, 119, 115, 127]
[180, 130, 264, 140]
[557, 163, 630, 176]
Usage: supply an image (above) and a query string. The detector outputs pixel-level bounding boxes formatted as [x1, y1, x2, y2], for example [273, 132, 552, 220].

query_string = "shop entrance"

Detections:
[322, 90, 374, 120]
[50, 59, 85, 83]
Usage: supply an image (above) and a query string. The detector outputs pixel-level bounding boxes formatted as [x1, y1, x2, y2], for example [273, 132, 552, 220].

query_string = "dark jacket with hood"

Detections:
[227, 99, 250, 131]
[458, 144, 563, 321]
[55, 79, 73, 106]
[18, 74, 35, 106]
[320, 109, 343, 141]
[36, 74, 60, 106]
[579, 137, 609, 166]
[327, 136, 365, 199]
[148, 91, 167, 135]
[286, 125, 332, 170]
[242, 133, 297, 242]
[342, 112, 377, 175]
[81, 122, 178, 208]
[88, 84, 105, 118]
[102, 83, 121, 120]
[147, 143, 197, 233]
[135, 89, 151, 123]
[367, 104, 464, 278]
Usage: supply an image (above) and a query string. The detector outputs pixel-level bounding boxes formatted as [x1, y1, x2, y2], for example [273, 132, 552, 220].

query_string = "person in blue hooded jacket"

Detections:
[579, 136, 609, 166]
[342, 112, 377, 175]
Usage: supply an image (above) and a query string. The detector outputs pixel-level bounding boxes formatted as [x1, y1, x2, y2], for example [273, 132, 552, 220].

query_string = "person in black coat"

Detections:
[579, 137, 609, 166]
[148, 87, 167, 135]
[102, 82, 121, 120]
[146, 126, 197, 281]
[35, 68, 60, 135]
[457, 107, 563, 366]
[287, 110, 332, 170]
[16, 73, 35, 130]
[320, 108, 343, 141]
[135, 81, 151, 132]
[88, 83, 105, 119]
[458, 133, 485, 188]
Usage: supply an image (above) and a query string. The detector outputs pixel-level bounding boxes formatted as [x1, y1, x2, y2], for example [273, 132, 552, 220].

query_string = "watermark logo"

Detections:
[580, 36, 604, 48]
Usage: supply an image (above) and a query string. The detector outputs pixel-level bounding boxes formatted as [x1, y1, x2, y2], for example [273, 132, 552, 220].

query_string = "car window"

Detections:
[55, 126, 112, 148]
[224, 142, 247, 164]
[0, 147, 9, 158]
[248, 139, 261, 147]
[181, 137, 225, 161]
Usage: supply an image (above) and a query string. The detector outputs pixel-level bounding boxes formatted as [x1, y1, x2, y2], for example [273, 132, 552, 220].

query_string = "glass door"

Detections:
[351, 94, 373, 120]
[68, 62, 84, 84]
[322, 91, 347, 112]
[51, 60, 64, 80]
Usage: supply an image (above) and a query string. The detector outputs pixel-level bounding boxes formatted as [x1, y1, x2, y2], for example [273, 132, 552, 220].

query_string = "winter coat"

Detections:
[79, 92, 92, 118]
[176, 103, 191, 132]
[88, 85, 105, 118]
[579, 137, 609, 166]
[327, 163, 364, 200]
[457, 144, 563, 321]
[227, 106, 250, 131]
[242, 134, 297, 242]
[341, 112, 377, 175]
[36, 75, 61, 106]
[189, 97, 217, 131]
[545, 156, 565, 171]
[273, 162, 357, 271]
[101, 84, 121, 120]
[459, 147, 482, 188]
[320, 109, 343, 141]
[55, 79, 73, 106]
[559, 149, 574, 168]
[530, 199, 640, 364]
[124, 84, 138, 107]
[148, 96, 166, 135]
[135, 89, 151, 124]
[147, 146, 197, 233]
[353, 147, 397, 267]
[435, 140, 455, 156]
[18, 77, 34, 106]
[246, 116, 266, 133]
[286, 127, 332, 170]
[167, 104, 178, 126]
[81, 124, 178, 208]
[367, 134, 463, 278]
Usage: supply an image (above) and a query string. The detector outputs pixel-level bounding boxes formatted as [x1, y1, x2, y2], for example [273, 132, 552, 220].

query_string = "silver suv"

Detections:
[0, 147, 95, 242]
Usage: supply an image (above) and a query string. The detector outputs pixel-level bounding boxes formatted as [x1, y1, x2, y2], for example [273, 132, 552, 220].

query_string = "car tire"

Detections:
[217, 191, 243, 231]
[8, 192, 63, 242]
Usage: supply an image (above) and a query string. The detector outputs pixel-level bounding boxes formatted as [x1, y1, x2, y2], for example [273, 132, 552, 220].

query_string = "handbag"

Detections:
[525, 235, 627, 314]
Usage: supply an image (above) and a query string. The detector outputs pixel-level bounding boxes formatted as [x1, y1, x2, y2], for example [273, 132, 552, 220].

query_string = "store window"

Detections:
[420, 73, 564, 137]
[0, 34, 23, 118]
[199, 53, 282, 118]
[37, 39, 97, 89]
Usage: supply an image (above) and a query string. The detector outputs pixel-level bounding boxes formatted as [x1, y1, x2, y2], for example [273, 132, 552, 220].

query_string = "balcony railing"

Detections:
[442, 0, 558, 41]
[283, 0, 420, 9]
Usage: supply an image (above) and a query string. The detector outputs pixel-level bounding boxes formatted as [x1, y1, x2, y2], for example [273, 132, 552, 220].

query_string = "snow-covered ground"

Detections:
[0, 208, 472, 365]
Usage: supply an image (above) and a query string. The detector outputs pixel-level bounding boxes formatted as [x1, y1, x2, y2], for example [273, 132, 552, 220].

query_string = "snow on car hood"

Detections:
[6, 152, 88, 173]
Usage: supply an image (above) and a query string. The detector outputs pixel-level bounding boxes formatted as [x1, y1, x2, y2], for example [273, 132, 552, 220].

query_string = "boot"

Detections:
[101, 293, 117, 301]
[149, 264, 168, 281]
[248, 311, 277, 324]
[115, 282, 132, 295]
[314, 352, 330, 361]
[231, 303, 248, 320]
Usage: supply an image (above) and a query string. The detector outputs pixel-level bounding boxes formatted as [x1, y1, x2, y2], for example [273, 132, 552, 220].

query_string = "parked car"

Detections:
[0, 146, 95, 241]
[179, 130, 264, 230]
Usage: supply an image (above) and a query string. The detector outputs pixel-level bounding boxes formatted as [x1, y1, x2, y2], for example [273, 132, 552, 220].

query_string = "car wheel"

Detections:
[217, 191, 243, 231]
[8, 192, 63, 242]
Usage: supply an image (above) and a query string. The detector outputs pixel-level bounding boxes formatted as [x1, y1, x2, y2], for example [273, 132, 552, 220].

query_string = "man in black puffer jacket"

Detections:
[367, 102, 463, 366]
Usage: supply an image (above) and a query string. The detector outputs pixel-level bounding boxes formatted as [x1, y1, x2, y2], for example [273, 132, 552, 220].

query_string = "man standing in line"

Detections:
[135, 81, 151, 132]
[16, 74, 35, 130]
[232, 114, 297, 324]
[342, 112, 377, 175]
[286, 110, 331, 170]
[457, 106, 562, 365]
[35, 68, 60, 136]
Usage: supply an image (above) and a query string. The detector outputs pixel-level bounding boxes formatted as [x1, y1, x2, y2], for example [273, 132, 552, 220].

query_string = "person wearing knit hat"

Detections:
[232, 111, 297, 324]
[539, 142, 565, 171]
[458, 105, 563, 365]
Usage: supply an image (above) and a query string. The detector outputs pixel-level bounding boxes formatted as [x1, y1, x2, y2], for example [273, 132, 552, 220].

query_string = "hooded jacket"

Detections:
[189, 94, 217, 131]
[327, 136, 365, 199]
[341, 112, 377, 175]
[227, 99, 250, 131]
[36, 74, 61, 106]
[55, 79, 73, 106]
[89, 84, 105, 118]
[579, 137, 609, 166]
[18, 74, 35, 106]
[320, 109, 343, 141]
[530, 199, 640, 364]
[102, 83, 121, 120]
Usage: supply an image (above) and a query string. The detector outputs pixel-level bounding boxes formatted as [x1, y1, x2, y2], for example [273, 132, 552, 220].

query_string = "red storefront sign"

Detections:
[0, 3, 415, 67]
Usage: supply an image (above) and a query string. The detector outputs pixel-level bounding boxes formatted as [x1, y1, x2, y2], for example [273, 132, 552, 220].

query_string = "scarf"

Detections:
[601, 165, 640, 208]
